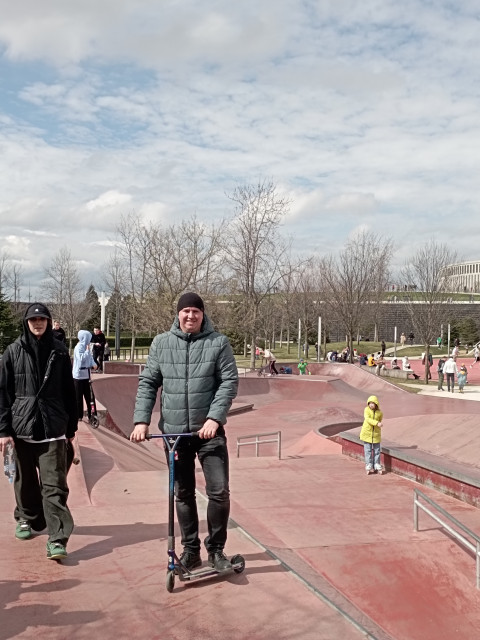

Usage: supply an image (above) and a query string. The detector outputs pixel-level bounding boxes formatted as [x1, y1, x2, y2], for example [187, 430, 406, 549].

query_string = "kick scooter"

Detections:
[87, 369, 100, 428]
[147, 433, 245, 592]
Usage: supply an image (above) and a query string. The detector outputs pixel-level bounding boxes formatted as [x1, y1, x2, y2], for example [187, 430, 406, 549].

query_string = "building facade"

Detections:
[447, 261, 480, 293]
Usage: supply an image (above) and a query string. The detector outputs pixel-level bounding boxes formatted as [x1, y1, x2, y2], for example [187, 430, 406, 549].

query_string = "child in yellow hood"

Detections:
[359, 395, 384, 475]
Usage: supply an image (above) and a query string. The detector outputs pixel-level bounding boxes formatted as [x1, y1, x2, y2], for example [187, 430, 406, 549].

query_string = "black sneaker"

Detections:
[208, 550, 232, 572]
[179, 549, 201, 570]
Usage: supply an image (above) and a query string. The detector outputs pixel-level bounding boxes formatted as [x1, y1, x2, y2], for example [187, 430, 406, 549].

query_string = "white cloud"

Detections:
[86, 190, 132, 211]
[0, 1, 479, 296]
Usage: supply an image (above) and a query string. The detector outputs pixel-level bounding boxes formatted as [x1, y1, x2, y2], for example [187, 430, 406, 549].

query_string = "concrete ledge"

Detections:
[336, 430, 480, 507]
[380, 368, 416, 380]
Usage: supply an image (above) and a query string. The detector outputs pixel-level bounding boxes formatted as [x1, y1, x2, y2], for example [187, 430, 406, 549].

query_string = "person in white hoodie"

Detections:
[442, 356, 458, 393]
[72, 330, 97, 422]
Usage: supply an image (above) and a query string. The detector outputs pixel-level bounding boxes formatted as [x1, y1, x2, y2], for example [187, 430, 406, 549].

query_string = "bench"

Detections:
[380, 368, 416, 380]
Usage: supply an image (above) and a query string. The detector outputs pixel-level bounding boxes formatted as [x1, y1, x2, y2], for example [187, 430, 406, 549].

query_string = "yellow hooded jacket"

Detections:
[359, 395, 383, 444]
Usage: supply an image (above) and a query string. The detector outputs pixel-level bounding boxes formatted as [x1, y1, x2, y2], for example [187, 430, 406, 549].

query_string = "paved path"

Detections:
[3, 365, 480, 639]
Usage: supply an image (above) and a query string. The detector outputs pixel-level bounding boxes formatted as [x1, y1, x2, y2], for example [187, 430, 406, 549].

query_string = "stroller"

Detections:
[257, 362, 278, 377]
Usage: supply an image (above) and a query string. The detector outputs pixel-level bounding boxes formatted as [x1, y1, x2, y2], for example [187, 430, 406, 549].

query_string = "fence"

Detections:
[236, 431, 282, 459]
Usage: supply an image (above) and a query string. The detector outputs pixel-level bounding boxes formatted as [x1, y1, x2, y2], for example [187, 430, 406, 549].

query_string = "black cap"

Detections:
[177, 292, 204, 313]
[24, 302, 52, 320]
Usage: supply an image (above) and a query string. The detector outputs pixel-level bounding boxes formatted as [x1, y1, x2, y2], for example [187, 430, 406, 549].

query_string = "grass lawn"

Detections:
[233, 341, 452, 368]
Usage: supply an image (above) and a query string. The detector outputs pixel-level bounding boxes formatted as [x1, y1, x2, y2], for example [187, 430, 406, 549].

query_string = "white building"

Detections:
[447, 261, 480, 293]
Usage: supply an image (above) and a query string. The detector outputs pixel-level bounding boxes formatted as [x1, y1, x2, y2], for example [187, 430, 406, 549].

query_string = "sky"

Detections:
[1, 0, 480, 299]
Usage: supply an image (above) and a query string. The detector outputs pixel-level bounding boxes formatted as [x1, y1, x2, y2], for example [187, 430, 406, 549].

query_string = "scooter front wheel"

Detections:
[231, 554, 245, 574]
[166, 569, 175, 592]
[89, 416, 99, 428]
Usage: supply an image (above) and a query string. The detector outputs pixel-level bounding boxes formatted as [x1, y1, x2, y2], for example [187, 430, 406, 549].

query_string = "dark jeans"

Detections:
[171, 433, 230, 553]
[74, 378, 92, 420]
[93, 349, 104, 372]
[446, 372, 455, 391]
[269, 361, 279, 375]
[14, 439, 74, 544]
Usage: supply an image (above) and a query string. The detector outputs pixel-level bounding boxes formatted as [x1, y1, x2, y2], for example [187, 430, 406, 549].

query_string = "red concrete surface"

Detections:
[3, 365, 480, 639]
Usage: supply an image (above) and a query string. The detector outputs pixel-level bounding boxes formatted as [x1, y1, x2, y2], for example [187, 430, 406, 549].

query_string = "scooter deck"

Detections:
[176, 557, 245, 583]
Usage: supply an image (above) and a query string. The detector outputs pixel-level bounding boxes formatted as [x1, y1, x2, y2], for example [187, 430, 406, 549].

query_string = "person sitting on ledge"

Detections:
[401, 356, 420, 379]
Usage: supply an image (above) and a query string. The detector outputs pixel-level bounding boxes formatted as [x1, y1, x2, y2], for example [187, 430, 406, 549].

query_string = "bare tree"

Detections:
[147, 215, 227, 326]
[0, 252, 11, 296]
[225, 180, 292, 370]
[321, 230, 392, 363]
[114, 213, 155, 361]
[402, 240, 457, 383]
[7, 264, 23, 314]
[42, 247, 87, 346]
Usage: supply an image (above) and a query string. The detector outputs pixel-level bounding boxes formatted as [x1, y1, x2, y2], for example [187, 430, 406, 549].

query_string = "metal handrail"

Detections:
[413, 488, 480, 588]
[237, 431, 281, 459]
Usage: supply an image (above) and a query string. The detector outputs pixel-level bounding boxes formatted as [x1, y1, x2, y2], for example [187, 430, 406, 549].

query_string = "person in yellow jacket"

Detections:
[359, 395, 384, 475]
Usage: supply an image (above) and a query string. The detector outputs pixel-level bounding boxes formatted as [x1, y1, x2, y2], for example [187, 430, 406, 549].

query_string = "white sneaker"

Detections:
[365, 465, 374, 475]
[375, 465, 385, 474]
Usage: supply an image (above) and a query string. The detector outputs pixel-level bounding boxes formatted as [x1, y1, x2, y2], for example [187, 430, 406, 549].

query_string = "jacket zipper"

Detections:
[185, 336, 191, 432]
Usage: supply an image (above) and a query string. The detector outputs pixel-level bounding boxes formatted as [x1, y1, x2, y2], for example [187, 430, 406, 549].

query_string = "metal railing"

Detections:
[413, 488, 480, 588]
[236, 431, 282, 459]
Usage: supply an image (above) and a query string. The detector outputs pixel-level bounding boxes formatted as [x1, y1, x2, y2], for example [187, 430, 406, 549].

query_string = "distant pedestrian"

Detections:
[402, 356, 420, 379]
[408, 332, 415, 346]
[437, 358, 445, 391]
[297, 359, 309, 375]
[436, 336, 442, 349]
[52, 320, 67, 344]
[375, 353, 386, 376]
[451, 345, 459, 362]
[359, 395, 384, 475]
[91, 327, 106, 372]
[470, 346, 480, 369]
[443, 357, 458, 393]
[381, 340, 386, 357]
[263, 348, 278, 376]
[73, 330, 97, 423]
[400, 332, 406, 347]
[458, 365, 468, 394]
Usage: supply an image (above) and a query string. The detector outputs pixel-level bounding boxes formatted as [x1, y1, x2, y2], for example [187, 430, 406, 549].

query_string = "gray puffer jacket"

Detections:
[133, 314, 238, 434]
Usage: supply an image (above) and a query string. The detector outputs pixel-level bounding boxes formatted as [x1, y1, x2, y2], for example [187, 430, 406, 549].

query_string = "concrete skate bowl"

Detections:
[237, 363, 402, 410]
[91, 375, 160, 439]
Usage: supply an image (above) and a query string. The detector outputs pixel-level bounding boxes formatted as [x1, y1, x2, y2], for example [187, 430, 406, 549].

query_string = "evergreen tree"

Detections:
[83, 285, 101, 330]
[0, 293, 20, 352]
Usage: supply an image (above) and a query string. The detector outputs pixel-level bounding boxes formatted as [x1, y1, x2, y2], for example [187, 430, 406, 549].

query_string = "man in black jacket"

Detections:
[0, 302, 77, 560]
[52, 320, 67, 344]
[91, 327, 106, 372]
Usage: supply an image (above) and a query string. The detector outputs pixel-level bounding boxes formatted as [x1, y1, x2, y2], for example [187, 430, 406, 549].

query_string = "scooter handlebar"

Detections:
[146, 432, 199, 440]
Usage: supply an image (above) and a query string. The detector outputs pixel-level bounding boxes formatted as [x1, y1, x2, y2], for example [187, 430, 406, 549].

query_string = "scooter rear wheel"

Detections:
[166, 570, 175, 592]
[230, 554, 245, 574]
[89, 416, 99, 429]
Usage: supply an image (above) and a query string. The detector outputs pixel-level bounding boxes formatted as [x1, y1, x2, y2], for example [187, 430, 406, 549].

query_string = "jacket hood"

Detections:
[77, 330, 92, 347]
[367, 395, 380, 409]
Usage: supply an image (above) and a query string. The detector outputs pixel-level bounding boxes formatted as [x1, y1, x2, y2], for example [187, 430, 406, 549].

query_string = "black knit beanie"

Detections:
[177, 292, 204, 313]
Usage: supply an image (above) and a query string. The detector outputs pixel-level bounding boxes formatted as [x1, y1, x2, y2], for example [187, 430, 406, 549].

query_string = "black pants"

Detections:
[14, 439, 74, 544]
[269, 361, 279, 375]
[446, 372, 455, 391]
[93, 349, 104, 372]
[171, 433, 230, 553]
[74, 378, 92, 420]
